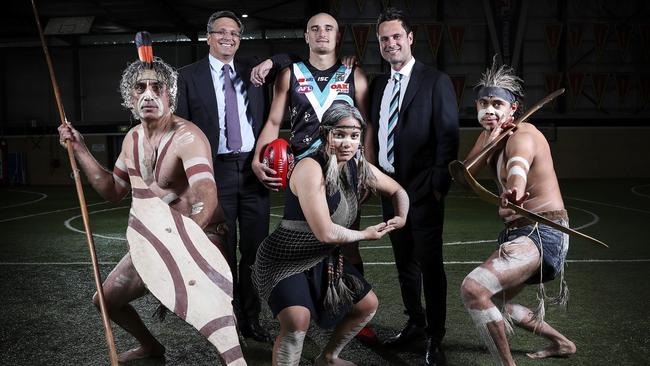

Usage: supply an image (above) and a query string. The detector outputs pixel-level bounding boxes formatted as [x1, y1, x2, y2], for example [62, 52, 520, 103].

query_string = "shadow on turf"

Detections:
[359, 324, 426, 366]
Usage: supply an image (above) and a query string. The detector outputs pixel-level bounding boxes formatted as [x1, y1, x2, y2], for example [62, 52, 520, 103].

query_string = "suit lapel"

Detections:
[398, 60, 423, 119]
[195, 57, 219, 128]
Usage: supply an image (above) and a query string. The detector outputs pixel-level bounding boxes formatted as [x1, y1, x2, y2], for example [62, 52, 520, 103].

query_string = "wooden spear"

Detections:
[29, 1, 119, 364]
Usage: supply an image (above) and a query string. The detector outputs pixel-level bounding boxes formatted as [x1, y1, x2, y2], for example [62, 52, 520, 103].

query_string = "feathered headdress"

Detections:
[475, 55, 524, 103]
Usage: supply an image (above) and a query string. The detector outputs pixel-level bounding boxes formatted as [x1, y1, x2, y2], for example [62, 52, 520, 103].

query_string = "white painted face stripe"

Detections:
[184, 157, 211, 168]
[468, 306, 503, 326]
[506, 156, 530, 171]
[188, 172, 215, 186]
[466, 266, 503, 294]
[507, 165, 528, 184]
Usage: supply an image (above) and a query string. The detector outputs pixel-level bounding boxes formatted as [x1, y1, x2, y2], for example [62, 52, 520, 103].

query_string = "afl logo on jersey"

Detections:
[330, 82, 350, 93]
[296, 85, 313, 93]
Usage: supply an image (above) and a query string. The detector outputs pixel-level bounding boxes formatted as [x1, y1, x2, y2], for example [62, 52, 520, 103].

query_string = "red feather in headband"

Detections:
[135, 31, 153, 68]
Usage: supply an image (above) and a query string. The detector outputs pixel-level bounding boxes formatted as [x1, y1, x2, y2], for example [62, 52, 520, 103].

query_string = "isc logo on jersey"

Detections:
[330, 82, 349, 93]
[296, 85, 313, 93]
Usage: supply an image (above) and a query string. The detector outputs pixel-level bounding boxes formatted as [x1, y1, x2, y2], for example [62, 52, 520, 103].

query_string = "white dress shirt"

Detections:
[378, 57, 416, 173]
[208, 54, 255, 154]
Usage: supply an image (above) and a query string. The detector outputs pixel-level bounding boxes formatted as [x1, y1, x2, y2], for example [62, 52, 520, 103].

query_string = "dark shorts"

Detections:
[498, 219, 570, 284]
[268, 257, 372, 329]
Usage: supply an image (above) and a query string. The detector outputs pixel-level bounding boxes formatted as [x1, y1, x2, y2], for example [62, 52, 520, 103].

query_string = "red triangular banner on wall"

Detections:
[425, 23, 443, 60]
[591, 73, 609, 109]
[351, 24, 371, 63]
[448, 25, 465, 61]
[544, 23, 563, 59]
[616, 24, 632, 54]
[593, 23, 609, 59]
[545, 73, 563, 109]
[615, 74, 631, 102]
[450, 75, 466, 111]
[569, 23, 584, 50]
[567, 72, 585, 107]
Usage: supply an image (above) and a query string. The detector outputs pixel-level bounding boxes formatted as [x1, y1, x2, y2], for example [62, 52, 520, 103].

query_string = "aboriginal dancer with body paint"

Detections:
[252, 104, 409, 365]
[58, 53, 227, 362]
[460, 60, 576, 365]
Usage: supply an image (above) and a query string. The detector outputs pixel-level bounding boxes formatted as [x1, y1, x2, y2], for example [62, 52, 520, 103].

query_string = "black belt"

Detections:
[215, 151, 251, 161]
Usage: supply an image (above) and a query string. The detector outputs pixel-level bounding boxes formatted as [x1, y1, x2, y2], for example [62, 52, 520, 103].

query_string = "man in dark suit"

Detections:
[176, 10, 292, 343]
[367, 7, 459, 366]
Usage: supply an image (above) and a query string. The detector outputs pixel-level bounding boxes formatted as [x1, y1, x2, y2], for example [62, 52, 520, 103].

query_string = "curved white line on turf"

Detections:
[564, 196, 650, 215]
[566, 205, 599, 230]
[0, 201, 110, 223]
[0, 190, 48, 209]
[64, 206, 129, 241]
[630, 184, 650, 199]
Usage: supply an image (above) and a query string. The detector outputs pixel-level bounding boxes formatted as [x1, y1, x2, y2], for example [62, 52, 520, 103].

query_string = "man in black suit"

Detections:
[367, 7, 459, 365]
[176, 10, 293, 343]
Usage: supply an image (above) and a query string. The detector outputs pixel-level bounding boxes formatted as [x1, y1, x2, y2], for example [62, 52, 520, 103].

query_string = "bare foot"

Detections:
[314, 355, 356, 366]
[118, 343, 165, 363]
[526, 339, 576, 359]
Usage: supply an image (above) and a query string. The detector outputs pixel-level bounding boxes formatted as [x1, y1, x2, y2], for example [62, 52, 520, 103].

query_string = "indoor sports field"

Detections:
[1, 179, 648, 366]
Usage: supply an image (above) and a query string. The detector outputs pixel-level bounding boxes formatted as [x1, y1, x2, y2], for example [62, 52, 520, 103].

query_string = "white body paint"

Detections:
[507, 165, 528, 184]
[135, 88, 165, 119]
[276, 330, 306, 366]
[506, 156, 530, 171]
[477, 105, 506, 130]
[465, 266, 503, 294]
[509, 303, 531, 323]
[492, 236, 539, 272]
[331, 310, 376, 358]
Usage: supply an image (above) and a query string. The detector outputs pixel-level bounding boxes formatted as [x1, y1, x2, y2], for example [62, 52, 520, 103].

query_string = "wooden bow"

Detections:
[449, 88, 608, 248]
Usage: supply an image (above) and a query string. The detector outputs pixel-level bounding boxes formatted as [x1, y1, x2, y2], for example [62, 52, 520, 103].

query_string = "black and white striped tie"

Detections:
[387, 72, 402, 165]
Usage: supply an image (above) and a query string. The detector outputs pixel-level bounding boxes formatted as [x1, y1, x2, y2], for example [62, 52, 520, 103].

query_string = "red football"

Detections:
[260, 138, 293, 190]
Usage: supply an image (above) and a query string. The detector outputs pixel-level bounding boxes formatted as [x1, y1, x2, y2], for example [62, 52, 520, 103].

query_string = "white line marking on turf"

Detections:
[564, 196, 650, 215]
[0, 190, 48, 209]
[566, 205, 599, 230]
[363, 259, 650, 265]
[3, 259, 649, 266]
[0, 201, 111, 223]
[630, 184, 650, 199]
[361, 239, 496, 250]
[64, 206, 129, 241]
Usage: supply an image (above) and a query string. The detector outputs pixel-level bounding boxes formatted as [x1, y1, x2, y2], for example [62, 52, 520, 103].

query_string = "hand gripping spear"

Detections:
[448, 89, 608, 248]
[30, 1, 119, 364]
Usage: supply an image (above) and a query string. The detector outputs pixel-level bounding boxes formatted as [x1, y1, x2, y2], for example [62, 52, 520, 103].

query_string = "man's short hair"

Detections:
[376, 7, 412, 34]
[207, 10, 243, 33]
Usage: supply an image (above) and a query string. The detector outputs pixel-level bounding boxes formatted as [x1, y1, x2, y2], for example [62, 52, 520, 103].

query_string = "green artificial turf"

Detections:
[1, 179, 649, 365]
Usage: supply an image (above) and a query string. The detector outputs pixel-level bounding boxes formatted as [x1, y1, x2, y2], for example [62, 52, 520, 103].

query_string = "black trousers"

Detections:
[214, 152, 270, 322]
[381, 193, 447, 342]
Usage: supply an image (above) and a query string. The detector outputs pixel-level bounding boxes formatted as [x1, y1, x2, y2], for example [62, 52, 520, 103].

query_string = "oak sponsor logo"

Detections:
[330, 82, 349, 93]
